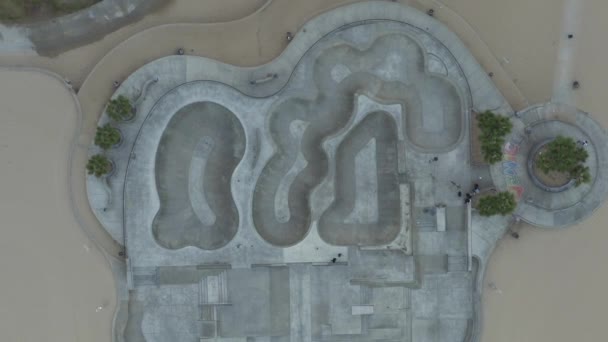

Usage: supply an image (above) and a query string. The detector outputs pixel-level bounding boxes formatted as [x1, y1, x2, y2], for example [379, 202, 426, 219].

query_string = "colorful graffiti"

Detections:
[502, 141, 525, 199]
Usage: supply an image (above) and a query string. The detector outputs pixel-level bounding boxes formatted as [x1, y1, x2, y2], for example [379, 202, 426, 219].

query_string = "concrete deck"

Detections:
[82, 2, 607, 342]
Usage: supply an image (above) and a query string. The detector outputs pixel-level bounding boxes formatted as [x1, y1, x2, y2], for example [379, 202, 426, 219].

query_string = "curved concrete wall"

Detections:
[251, 31, 467, 247]
[153, 102, 245, 250]
[90, 2, 512, 269]
[318, 111, 401, 246]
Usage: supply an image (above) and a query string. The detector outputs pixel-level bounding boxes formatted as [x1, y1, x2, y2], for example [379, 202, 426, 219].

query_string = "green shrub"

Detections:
[86, 154, 113, 178]
[536, 136, 590, 186]
[477, 111, 512, 164]
[106, 95, 133, 121]
[570, 164, 591, 186]
[94, 124, 121, 150]
[478, 191, 517, 216]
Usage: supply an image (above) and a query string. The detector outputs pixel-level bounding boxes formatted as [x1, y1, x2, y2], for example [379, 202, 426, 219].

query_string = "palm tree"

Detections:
[106, 95, 134, 121]
[477, 111, 513, 164]
[536, 136, 591, 186]
[87, 154, 113, 178]
[570, 164, 591, 186]
[94, 124, 121, 150]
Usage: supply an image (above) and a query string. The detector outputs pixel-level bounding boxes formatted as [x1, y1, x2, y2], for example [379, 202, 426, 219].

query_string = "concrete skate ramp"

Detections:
[373, 34, 462, 151]
[318, 111, 401, 246]
[310, 33, 463, 152]
[252, 34, 460, 247]
[252, 70, 390, 246]
[319, 33, 463, 151]
[405, 75, 462, 151]
[152, 102, 245, 250]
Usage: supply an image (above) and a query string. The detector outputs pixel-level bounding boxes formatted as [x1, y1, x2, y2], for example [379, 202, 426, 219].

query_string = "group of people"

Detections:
[331, 253, 343, 263]
[457, 183, 480, 204]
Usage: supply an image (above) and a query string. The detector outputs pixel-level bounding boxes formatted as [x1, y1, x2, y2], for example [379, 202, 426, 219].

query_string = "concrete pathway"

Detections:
[551, 0, 584, 105]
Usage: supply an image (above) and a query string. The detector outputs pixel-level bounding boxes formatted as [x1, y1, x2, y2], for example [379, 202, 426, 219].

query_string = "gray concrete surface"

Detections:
[82, 2, 607, 342]
[490, 102, 608, 227]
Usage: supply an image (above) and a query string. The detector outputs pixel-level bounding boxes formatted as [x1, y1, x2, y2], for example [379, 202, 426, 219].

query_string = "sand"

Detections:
[482, 216, 608, 342]
[2, 0, 608, 341]
[444, 0, 608, 341]
[440, 0, 564, 105]
[0, 70, 116, 342]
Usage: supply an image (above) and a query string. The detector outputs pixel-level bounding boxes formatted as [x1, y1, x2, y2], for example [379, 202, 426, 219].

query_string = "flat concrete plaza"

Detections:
[83, 2, 607, 342]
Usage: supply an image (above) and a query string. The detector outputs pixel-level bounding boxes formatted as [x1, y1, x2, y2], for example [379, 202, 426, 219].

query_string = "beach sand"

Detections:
[482, 216, 608, 342]
[0, 70, 116, 342]
[445, 0, 608, 341]
[441, 0, 564, 105]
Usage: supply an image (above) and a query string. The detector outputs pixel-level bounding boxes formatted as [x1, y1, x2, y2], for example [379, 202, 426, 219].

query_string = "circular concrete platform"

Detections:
[491, 102, 608, 228]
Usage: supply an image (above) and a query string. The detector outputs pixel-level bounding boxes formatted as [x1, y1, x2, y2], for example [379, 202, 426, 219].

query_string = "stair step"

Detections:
[132, 267, 158, 286]
[133, 274, 157, 286]
[367, 327, 403, 340]
[448, 256, 468, 272]
[522, 108, 543, 125]
[201, 306, 215, 319]
[218, 270, 228, 303]
[199, 277, 207, 304]
[360, 286, 373, 305]
[132, 266, 158, 275]
[199, 271, 229, 305]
